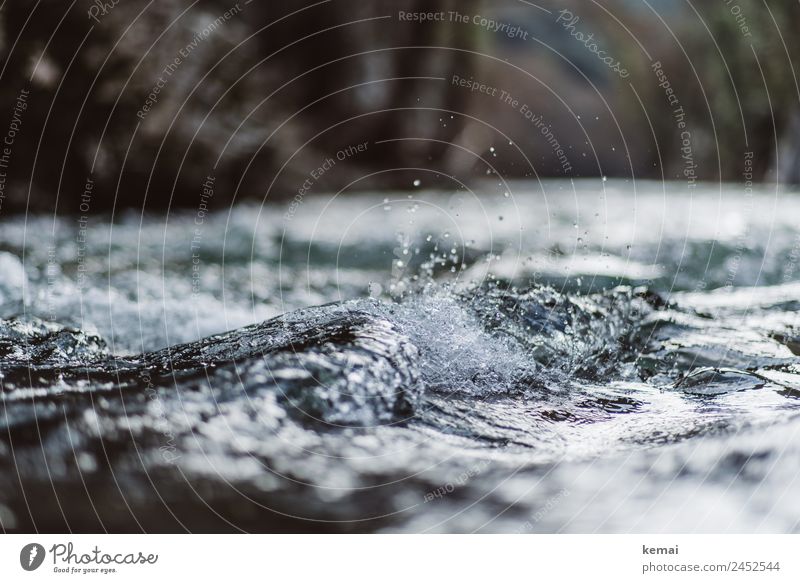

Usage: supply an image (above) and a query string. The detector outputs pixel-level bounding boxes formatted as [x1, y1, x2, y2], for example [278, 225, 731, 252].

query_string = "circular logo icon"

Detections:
[20, 543, 46, 571]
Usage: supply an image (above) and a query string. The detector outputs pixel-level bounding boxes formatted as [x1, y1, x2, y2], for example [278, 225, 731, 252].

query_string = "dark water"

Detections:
[1, 180, 800, 532]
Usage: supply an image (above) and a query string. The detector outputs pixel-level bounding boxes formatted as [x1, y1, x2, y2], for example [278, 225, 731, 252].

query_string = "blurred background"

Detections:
[0, 0, 798, 214]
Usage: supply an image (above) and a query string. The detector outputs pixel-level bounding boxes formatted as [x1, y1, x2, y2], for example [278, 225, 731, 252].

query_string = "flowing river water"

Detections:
[1, 179, 799, 532]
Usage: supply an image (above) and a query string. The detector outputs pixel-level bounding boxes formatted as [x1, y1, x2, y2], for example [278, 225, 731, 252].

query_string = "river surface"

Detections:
[1, 179, 800, 532]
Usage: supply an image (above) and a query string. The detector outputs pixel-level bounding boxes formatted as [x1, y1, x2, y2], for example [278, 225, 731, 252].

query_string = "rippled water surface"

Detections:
[1, 180, 800, 532]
